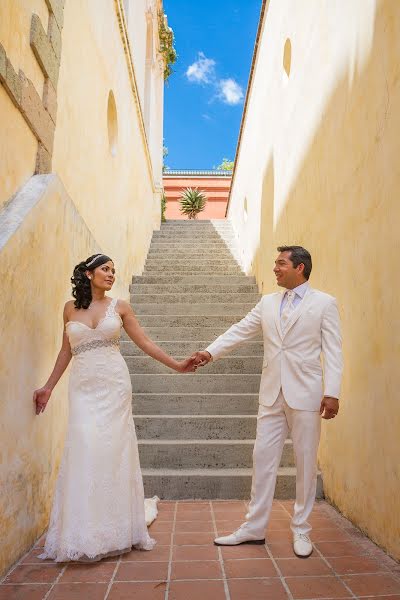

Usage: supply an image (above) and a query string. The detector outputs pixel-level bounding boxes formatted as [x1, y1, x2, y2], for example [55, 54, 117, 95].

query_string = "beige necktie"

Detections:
[281, 290, 295, 332]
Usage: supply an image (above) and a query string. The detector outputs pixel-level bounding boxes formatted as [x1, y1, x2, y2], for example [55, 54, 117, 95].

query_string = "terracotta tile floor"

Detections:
[1, 500, 399, 600]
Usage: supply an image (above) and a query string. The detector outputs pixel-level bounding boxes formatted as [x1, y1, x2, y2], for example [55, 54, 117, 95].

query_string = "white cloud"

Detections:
[218, 78, 244, 105]
[186, 52, 216, 84]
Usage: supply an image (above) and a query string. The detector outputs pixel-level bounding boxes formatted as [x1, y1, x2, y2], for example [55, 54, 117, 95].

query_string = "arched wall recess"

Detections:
[107, 91, 118, 157]
[283, 38, 292, 82]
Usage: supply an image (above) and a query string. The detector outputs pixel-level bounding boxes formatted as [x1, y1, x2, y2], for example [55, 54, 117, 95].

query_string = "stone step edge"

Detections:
[123, 343, 262, 348]
[130, 297, 260, 301]
[132, 303, 255, 307]
[132, 281, 255, 284]
[142, 467, 300, 476]
[131, 285, 257, 289]
[132, 392, 259, 396]
[133, 414, 257, 419]
[133, 276, 251, 279]
[138, 439, 292, 445]
[144, 259, 240, 262]
[130, 293, 260, 296]
[131, 374, 261, 378]
[125, 354, 263, 358]
[135, 315, 251, 319]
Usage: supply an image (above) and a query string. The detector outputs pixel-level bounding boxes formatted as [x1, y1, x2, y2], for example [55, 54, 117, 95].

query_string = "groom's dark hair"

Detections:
[277, 245, 312, 280]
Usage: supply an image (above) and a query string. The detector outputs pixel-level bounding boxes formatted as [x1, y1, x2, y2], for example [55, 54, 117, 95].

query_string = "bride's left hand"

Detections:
[175, 357, 198, 373]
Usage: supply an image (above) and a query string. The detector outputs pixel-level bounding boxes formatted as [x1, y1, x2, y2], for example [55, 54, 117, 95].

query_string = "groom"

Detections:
[193, 246, 343, 557]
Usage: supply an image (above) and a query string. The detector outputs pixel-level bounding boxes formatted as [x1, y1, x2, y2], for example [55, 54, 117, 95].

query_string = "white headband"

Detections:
[86, 254, 107, 267]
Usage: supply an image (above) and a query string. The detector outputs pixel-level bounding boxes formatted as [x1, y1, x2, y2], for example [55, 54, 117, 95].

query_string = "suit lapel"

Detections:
[282, 286, 314, 338]
[273, 292, 284, 340]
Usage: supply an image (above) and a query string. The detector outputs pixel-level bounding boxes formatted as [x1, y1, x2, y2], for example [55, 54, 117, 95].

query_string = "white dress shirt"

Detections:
[280, 281, 309, 316]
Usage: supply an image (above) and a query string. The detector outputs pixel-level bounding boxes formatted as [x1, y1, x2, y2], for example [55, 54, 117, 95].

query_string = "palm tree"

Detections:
[179, 187, 207, 219]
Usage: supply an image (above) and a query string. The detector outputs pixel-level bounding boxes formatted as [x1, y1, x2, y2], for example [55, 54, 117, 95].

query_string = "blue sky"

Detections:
[163, 0, 262, 170]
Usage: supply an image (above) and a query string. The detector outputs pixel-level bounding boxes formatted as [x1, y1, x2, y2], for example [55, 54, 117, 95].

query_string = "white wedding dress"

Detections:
[40, 298, 156, 562]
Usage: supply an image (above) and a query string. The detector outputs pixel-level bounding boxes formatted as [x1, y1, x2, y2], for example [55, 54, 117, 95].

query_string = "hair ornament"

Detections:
[86, 254, 107, 268]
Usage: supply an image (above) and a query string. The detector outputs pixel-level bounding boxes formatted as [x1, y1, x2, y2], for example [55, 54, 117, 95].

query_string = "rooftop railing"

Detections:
[163, 169, 233, 176]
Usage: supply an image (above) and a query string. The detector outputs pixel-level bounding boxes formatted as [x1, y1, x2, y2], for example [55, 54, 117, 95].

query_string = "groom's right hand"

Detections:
[190, 351, 212, 367]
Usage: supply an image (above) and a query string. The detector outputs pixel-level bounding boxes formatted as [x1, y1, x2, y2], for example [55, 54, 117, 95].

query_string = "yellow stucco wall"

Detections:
[0, 175, 105, 576]
[0, 89, 38, 208]
[51, 0, 160, 283]
[0, 0, 48, 92]
[0, 0, 48, 208]
[228, 0, 400, 559]
[0, 0, 163, 577]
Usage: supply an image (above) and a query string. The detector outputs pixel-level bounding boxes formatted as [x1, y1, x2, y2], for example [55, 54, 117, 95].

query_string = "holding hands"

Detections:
[175, 356, 199, 373]
[190, 351, 212, 368]
[175, 351, 212, 373]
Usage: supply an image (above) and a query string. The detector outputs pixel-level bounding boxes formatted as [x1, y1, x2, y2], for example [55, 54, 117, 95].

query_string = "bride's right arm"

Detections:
[119, 300, 196, 373]
[33, 303, 73, 415]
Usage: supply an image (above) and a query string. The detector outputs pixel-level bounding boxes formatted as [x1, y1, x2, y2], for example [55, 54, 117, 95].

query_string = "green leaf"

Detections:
[179, 187, 208, 219]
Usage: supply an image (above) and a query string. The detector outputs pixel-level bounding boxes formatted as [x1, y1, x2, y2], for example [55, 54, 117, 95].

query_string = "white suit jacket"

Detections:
[205, 287, 343, 411]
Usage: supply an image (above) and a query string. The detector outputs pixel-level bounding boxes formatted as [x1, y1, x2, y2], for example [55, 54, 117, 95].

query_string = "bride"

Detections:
[33, 253, 197, 562]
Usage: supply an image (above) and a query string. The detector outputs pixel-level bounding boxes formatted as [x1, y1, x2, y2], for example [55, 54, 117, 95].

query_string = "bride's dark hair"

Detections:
[71, 254, 113, 309]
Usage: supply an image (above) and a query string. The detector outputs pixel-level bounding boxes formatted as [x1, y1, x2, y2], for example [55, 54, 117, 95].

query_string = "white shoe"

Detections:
[293, 533, 313, 557]
[214, 526, 265, 546]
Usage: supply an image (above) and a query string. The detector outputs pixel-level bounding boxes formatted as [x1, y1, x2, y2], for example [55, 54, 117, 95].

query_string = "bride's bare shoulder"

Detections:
[115, 299, 132, 315]
[63, 300, 76, 322]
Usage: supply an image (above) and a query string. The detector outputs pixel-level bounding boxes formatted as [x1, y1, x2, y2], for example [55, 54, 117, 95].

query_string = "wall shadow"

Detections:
[251, 0, 399, 558]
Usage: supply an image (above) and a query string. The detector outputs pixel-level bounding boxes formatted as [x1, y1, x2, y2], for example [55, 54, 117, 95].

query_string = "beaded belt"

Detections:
[71, 338, 120, 356]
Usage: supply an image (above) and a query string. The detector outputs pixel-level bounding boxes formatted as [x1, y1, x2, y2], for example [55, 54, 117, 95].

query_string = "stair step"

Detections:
[131, 293, 261, 304]
[147, 248, 235, 256]
[151, 233, 233, 239]
[132, 393, 259, 415]
[158, 228, 234, 233]
[131, 374, 261, 394]
[150, 242, 234, 249]
[143, 265, 242, 274]
[145, 257, 238, 265]
[138, 440, 294, 469]
[142, 468, 324, 500]
[134, 415, 256, 440]
[137, 315, 247, 328]
[137, 273, 248, 280]
[123, 326, 261, 341]
[130, 284, 259, 294]
[126, 356, 262, 374]
[133, 275, 253, 285]
[134, 303, 255, 316]
[152, 232, 236, 239]
[122, 340, 263, 357]
[144, 261, 240, 268]
[159, 223, 233, 227]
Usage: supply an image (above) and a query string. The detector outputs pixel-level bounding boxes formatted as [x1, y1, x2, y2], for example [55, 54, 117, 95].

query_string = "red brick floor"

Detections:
[1, 500, 399, 600]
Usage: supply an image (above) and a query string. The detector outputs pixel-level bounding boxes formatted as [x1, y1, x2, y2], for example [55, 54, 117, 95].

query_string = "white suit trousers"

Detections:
[244, 391, 321, 537]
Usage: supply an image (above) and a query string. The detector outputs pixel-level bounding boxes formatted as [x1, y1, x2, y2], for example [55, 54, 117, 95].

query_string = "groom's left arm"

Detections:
[321, 298, 343, 416]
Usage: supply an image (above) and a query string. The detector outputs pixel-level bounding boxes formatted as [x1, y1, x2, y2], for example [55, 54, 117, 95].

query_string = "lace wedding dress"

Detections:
[40, 298, 156, 562]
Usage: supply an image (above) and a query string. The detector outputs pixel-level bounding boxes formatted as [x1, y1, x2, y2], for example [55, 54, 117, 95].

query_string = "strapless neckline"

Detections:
[66, 317, 108, 332]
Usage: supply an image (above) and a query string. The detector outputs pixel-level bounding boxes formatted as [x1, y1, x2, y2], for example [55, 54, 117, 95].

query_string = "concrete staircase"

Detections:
[124, 219, 323, 499]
